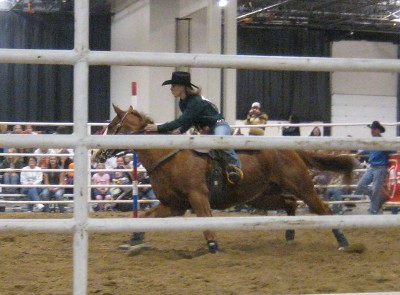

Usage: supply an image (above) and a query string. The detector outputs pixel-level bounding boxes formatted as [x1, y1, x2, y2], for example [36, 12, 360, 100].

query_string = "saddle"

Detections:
[205, 150, 235, 208]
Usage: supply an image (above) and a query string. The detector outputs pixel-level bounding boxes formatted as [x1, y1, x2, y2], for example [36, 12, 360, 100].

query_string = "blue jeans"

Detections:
[326, 188, 344, 214]
[139, 188, 158, 209]
[3, 173, 19, 194]
[211, 121, 241, 168]
[21, 187, 42, 211]
[355, 165, 388, 214]
[41, 188, 66, 213]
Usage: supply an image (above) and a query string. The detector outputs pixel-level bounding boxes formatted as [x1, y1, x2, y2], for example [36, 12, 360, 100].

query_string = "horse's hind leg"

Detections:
[280, 173, 349, 249]
[130, 204, 186, 245]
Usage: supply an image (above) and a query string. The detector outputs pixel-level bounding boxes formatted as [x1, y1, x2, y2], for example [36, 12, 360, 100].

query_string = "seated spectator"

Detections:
[0, 124, 9, 163]
[23, 124, 38, 134]
[34, 147, 56, 168]
[0, 124, 8, 134]
[138, 163, 158, 209]
[124, 154, 133, 168]
[55, 125, 72, 135]
[91, 163, 112, 211]
[41, 156, 67, 213]
[94, 120, 110, 135]
[20, 157, 43, 212]
[12, 124, 23, 134]
[67, 161, 74, 187]
[245, 102, 268, 136]
[1, 148, 24, 194]
[309, 126, 322, 136]
[110, 157, 132, 199]
[59, 149, 74, 194]
[282, 114, 300, 136]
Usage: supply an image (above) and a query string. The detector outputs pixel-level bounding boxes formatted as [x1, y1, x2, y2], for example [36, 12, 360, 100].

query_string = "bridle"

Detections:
[107, 110, 131, 135]
[97, 109, 180, 174]
[98, 110, 144, 160]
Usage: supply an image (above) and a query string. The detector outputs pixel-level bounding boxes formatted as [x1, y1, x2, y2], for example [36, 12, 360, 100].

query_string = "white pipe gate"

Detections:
[1, 1, 400, 294]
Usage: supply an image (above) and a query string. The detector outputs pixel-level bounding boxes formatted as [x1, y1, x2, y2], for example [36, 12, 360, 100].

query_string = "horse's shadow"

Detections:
[128, 246, 212, 259]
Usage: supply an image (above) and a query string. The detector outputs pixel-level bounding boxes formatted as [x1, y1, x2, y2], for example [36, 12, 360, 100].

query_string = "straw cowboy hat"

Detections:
[251, 102, 261, 108]
[368, 121, 385, 133]
[162, 71, 199, 89]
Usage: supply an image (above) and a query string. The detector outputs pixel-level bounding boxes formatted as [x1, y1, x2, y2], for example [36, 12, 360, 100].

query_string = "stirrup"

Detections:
[226, 165, 244, 184]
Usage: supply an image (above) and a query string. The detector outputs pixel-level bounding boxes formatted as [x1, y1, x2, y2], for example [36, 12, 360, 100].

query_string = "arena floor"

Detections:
[0, 210, 399, 295]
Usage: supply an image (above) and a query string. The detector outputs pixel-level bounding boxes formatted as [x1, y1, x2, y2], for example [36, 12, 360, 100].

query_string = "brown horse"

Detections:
[98, 105, 356, 253]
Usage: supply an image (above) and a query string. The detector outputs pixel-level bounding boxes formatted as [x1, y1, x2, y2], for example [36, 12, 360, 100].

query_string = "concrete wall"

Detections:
[109, 0, 236, 124]
[331, 41, 398, 137]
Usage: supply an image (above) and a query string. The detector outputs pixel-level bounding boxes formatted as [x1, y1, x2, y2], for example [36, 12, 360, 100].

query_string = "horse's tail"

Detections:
[296, 150, 356, 185]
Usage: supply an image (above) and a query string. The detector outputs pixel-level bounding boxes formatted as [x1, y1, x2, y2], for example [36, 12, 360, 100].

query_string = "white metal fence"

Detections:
[1, 1, 400, 294]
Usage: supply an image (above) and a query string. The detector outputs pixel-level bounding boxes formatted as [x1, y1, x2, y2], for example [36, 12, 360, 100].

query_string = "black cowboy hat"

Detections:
[162, 71, 199, 89]
[368, 121, 385, 133]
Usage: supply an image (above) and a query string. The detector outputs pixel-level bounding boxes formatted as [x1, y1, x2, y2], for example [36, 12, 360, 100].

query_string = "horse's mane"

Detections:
[129, 109, 154, 130]
[137, 110, 154, 125]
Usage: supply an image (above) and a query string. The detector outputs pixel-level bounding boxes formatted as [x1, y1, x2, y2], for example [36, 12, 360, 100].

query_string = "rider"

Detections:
[143, 71, 243, 184]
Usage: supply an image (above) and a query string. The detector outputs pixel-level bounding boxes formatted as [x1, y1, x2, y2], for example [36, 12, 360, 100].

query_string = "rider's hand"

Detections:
[171, 129, 181, 135]
[144, 124, 158, 132]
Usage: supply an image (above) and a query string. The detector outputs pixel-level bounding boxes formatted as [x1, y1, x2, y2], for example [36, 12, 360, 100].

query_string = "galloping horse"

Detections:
[98, 105, 356, 253]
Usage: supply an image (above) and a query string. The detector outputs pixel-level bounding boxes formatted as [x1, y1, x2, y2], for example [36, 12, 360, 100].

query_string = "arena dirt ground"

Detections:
[1, 210, 400, 295]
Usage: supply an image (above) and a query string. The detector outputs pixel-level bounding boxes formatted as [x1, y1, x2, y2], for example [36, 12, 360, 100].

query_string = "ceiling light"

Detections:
[218, 0, 228, 7]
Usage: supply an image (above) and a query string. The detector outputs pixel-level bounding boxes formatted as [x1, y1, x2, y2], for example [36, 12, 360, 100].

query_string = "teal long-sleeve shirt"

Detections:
[157, 95, 222, 134]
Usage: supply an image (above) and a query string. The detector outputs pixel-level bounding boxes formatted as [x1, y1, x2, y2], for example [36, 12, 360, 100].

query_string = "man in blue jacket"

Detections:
[355, 121, 395, 214]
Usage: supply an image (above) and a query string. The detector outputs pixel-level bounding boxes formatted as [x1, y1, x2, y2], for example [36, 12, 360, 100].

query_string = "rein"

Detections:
[100, 110, 180, 172]
[145, 149, 181, 175]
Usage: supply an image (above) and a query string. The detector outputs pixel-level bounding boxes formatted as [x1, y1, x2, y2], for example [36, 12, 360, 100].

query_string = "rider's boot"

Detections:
[227, 164, 244, 184]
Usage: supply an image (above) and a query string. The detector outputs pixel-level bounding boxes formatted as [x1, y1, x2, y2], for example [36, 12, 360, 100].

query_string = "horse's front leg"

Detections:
[188, 191, 219, 254]
[130, 203, 186, 245]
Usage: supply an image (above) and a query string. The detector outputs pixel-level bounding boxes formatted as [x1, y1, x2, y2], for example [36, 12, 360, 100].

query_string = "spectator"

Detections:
[110, 157, 132, 200]
[1, 148, 24, 194]
[24, 124, 38, 134]
[20, 157, 43, 212]
[91, 163, 112, 211]
[124, 154, 133, 168]
[41, 156, 67, 213]
[138, 163, 158, 209]
[94, 120, 110, 135]
[282, 114, 300, 136]
[309, 126, 322, 136]
[67, 161, 74, 188]
[12, 124, 23, 134]
[0, 124, 9, 163]
[59, 149, 73, 192]
[354, 121, 395, 214]
[244, 102, 268, 136]
[0, 124, 8, 134]
[55, 125, 72, 135]
[33, 147, 56, 168]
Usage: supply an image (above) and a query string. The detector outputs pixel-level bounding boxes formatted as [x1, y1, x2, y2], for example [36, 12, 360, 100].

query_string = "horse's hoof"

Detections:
[208, 240, 219, 254]
[338, 243, 366, 253]
[285, 230, 295, 241]
[129, 232, 145, 245]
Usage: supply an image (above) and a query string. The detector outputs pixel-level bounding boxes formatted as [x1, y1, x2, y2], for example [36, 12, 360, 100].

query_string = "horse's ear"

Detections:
[128, 105, 134, 112]
[113, 104, 123, 116]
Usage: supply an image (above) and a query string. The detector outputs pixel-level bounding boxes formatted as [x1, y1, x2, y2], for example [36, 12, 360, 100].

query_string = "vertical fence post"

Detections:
[73, 0, 89, 294]
[132, 151, 139, 218]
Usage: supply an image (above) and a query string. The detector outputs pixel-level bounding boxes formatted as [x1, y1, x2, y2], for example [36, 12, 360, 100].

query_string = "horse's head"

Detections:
[94, 104, 154, 162]
[106, 104, 153, 135]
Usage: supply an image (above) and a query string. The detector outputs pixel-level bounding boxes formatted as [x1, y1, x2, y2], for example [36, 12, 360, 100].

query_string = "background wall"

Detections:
[331, 41, 398, 137]
[109, 0, 236, 124]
